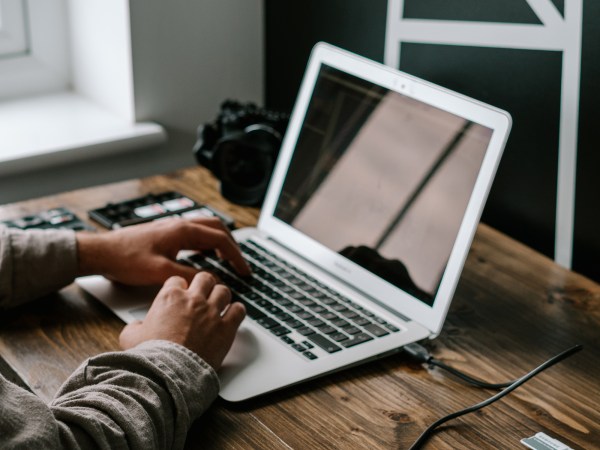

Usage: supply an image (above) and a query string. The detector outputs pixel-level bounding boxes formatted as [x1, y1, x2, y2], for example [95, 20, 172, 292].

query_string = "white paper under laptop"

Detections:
[78, 42, 511, 401]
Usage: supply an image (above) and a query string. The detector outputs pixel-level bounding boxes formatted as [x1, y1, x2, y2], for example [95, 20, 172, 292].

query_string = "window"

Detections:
[0, 0, 165, 175]
[0, 0, 69, 100]
[0, 0, 28, 57]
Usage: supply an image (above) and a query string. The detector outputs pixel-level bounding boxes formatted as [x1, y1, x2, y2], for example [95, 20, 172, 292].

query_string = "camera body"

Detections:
[193, 100, 289, 206]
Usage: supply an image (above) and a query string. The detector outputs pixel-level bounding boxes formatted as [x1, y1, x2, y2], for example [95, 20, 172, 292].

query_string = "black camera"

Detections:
[193, 100, 289, 206]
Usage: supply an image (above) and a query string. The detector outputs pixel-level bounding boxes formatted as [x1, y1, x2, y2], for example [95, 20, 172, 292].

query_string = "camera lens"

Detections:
[218, 141, 268, 188]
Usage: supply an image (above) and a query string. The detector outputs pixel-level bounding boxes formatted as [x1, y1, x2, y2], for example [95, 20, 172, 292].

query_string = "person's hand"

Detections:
[119, 272, 246, 369]
[76, 217, 251, 285]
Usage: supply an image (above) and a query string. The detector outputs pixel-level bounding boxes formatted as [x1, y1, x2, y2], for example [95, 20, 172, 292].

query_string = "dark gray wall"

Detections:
[265, 0, 600, 282]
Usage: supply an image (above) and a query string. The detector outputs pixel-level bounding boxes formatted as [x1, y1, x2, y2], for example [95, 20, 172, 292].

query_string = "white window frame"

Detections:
[0, 0, 70, 100]
[0, 0, 28, 57]
[0, 0, 166, 175]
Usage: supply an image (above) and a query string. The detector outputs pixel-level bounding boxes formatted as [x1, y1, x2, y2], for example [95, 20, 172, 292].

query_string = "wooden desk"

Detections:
[1, 166, 598, 449]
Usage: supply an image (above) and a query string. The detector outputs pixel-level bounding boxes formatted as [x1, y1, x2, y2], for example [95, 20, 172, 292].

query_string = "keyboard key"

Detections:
[270, 326, 291, 336]
[337, 296, 352, 304]
[257, 299, 273, 309]
[280, 285, 296, 294]
[318, 325, 337, 335]
[299, 299, 316, 307]
[267, 305, 283, 316]
[383, 323, 400, 332]
[307, 318, 325, 327]
[280, 335, 294, 344]
[297, 311, 314, 320]
[330, 332, 349, 342]
[320, 312, 338, 321]
[331, 318, 350, 328]
[292, 344, 305, 352]
[242, 302, 266, 320]
[301, 340, 314, 349]
[286, 320, 304, 329]
[274, 298, 293, 307]
[262, 288, 276, 297]
[274, 312, 292, 322]
[266, 290, 283, 300]
[188, 254, 213, 269]
[257, 317, 279, 329]
[352, 317, 371, 327]
[308, 305, 326, 313]
[340, 309, 359, 319]
[286, 304, 303, 313]
[297, 326, 316, 336]
[308, 334, 341, 353]
[341, 333, 373, 348]
[343, 326, 362, 335]
[303, 351, 318, 360]
[364, 323, 389, 337]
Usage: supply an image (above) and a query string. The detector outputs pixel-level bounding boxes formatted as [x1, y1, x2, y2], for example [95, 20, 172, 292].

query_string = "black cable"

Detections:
[407, 344, 582, 450]
[404, 343, 516, 389]
[428, 359, 515, 389]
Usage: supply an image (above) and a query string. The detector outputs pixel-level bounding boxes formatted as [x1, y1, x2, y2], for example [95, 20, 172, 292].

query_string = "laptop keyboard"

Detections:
[186, 240, 401, 361]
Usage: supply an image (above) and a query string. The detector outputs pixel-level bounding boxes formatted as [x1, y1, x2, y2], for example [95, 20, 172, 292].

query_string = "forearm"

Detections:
[75, 231, 113, 278]
[0, 341, 220, 449]
[0, 226, 78, 309]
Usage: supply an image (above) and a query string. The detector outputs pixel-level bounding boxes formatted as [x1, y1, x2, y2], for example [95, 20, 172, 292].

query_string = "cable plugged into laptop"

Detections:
[403, 342, 516, 389]
[403, 343, 583, 449]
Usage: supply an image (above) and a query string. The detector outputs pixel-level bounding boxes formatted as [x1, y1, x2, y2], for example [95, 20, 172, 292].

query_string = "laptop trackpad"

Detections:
[218, 321, 301, 402]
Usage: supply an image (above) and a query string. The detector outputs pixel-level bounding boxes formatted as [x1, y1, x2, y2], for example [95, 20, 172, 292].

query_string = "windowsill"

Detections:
[0, 91, 166, 177]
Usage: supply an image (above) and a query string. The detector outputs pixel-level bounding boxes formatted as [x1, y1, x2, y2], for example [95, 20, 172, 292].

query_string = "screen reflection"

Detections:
[275, 65, 492, 305]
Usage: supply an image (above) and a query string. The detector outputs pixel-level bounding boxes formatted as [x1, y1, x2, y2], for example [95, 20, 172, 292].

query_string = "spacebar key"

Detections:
[308, 334, 341, 353]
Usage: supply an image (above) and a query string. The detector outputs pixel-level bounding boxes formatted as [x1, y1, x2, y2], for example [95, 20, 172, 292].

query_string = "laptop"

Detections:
[78, 42, 511, 401]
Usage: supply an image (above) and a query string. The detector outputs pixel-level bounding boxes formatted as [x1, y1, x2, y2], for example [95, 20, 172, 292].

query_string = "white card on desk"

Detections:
[521, 432, 574, 450]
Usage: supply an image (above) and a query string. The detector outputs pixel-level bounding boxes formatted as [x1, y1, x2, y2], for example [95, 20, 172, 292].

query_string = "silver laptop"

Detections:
[78, 42, 511, 401]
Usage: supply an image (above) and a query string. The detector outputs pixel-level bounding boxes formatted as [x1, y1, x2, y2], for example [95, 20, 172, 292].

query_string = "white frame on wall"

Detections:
[385, 0, 583, 269]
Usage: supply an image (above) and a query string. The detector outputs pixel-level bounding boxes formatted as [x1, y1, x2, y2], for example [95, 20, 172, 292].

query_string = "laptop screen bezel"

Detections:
[258, 42, 511, 335]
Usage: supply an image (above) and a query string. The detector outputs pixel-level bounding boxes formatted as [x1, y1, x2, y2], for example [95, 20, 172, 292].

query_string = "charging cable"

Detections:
[404, 344, 583, 449]
[404, 343, 516, 389]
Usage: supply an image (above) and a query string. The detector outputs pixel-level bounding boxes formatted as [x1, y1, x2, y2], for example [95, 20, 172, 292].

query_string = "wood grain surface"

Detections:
[0, 166, 598, 449]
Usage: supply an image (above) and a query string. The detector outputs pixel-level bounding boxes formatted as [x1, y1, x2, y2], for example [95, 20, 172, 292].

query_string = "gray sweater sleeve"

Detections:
[0, 228, 221, 447]
[0, 226, 78, 308]
[0, 340, 220, 449]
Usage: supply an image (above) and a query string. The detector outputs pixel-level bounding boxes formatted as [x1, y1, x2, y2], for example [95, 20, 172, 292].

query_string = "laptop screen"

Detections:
[274, 64, 493, 306]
